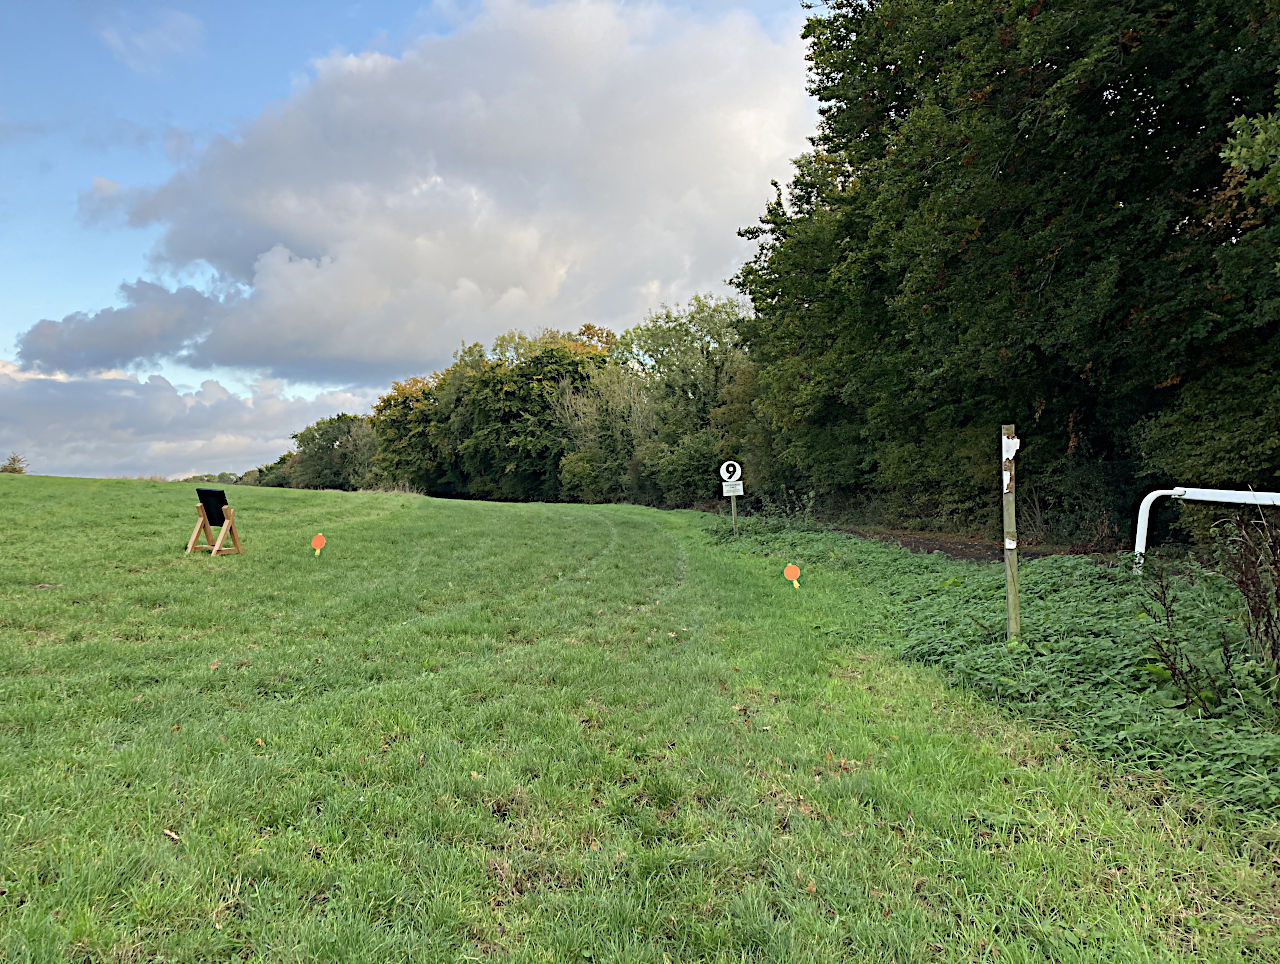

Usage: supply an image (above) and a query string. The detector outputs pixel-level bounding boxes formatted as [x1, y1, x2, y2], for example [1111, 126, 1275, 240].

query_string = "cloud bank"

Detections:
[19, 0, 813, 389]
[0, 362, 375, 479]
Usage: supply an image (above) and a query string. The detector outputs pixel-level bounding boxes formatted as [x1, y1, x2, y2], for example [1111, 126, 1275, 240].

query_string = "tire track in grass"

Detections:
[540, 508, 621, 590]
[370, 503, 622, 646]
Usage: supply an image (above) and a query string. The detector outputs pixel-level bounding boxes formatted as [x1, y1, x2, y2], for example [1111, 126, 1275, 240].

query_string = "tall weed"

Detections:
[1213, 510, 1280, 701]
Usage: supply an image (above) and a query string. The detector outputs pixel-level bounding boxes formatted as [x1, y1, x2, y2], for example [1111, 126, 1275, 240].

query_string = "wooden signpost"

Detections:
[1001, 425, 1020, 640]
[720, 461, 743, 537]
[186, 488, 243, 556]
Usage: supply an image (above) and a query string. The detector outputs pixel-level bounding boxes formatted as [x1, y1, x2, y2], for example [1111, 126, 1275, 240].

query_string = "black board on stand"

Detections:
[187, 488, 242, 555]
[196, 488, 229, 527]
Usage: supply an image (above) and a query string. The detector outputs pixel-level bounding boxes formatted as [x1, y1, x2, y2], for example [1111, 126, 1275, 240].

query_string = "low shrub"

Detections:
[1213, 510, 1280, 697]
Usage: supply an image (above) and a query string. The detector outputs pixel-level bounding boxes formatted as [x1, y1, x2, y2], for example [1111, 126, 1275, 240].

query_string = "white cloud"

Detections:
[76, 176, 123, 224]
[0, 361, 375, 478]
[25, 0, 814, 388]
[96, 9, 205, 74]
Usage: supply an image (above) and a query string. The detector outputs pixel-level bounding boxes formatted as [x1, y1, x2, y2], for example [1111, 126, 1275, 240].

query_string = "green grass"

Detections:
[1, 475, 1278, 962]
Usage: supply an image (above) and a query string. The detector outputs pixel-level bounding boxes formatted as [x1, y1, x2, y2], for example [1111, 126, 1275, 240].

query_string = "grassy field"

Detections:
[1, 475, 1278, 963]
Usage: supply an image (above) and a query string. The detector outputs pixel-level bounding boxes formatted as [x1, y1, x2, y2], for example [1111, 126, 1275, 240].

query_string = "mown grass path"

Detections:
[1, 476, 1278, 962]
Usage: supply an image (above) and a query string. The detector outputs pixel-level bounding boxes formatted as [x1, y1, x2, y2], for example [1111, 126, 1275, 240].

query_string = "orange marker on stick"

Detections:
[311, 533, 326, 557]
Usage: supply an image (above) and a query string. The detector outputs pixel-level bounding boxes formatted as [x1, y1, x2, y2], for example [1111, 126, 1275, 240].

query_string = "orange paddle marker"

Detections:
[782, 563, 802, 589]
[311, 533, 326, 557]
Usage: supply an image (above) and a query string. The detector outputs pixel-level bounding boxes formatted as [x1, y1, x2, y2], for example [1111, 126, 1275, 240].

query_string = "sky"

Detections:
[0, 0, 816, 479]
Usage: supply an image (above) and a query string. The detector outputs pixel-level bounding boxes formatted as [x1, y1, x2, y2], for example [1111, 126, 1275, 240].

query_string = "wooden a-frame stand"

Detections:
[186, 503, 243, 556]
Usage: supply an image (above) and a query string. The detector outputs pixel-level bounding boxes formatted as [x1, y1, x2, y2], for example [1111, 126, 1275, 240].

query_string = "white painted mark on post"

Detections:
[1001, 433, 1020, 493]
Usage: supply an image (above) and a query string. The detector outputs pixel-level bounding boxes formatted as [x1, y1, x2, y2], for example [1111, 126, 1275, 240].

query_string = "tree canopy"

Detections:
[734, 0, 1280, 538]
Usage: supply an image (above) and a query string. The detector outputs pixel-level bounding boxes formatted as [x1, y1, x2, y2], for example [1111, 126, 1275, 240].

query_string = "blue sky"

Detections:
[2, 1, 468, 360]
[0, 1, 814, 477]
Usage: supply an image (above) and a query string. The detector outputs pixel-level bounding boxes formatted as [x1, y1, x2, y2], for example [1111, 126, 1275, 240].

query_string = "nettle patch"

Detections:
[894, 554, 1280, 813]
[712, 516, 1280, 814]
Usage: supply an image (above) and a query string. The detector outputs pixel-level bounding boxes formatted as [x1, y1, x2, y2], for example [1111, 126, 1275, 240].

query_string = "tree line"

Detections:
[241, 0, 1280, 545]
[243, 299, 770, 511]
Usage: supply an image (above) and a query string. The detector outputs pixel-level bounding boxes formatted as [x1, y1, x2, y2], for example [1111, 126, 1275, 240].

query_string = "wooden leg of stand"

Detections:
[211, 508, 231, 554]
[224, 511, 243, 554]
[187, 505, 214, 553]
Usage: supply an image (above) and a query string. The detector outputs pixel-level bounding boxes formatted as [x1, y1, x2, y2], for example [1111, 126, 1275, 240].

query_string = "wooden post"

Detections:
[1002, 424, 1020, 640]
[210, 507, 242, 555]
[719, 462, 743, 538]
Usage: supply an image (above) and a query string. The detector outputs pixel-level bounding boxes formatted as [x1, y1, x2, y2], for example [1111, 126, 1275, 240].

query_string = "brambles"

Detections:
[1214, 511, 1280, 703]
[1139, 561, 1241, 715]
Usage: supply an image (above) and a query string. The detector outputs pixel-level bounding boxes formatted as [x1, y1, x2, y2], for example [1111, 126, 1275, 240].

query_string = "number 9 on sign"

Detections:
[719, 461, 742, 482]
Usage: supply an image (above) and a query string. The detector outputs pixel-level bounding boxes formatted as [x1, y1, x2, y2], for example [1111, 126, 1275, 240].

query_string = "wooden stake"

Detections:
[731, 493, 738, 538]
[1002, 424, 1020, 640]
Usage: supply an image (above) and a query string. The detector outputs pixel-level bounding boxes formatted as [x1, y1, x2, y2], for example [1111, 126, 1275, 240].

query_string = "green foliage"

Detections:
[555, 362, 660, 505]
[1136, 362, 1280, 542]
[374, 331, 606, 501]
[554, 296, 761, 509]
[180, 471, 241, 484]
[736, 0, 1280, 541]
[1225, 70, 1280, 210]
[914, 556, 1280, 810]
[289, 413, 376, 492]
[650, 426, 720, 507]
[1, 452, 27, 474]
[1139, 361, 1280, 490]
[248, 450, 299, 488]
[1213, 511, 1280, 690]
[708, 362, 780, 501]
[756, 486, 822, 531]
[556, 448, 603, 503]
[372, 301, 770, 512]
[614, 294, 749, 432]
[891, 553, 1280, 811]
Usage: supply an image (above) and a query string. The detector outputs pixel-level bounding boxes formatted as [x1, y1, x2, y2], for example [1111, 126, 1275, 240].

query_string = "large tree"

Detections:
[556, 296, 759, 507]
[737, 0, 1280, 538]
[291, 414, 376, 491]
[373, 330, 606, 500]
